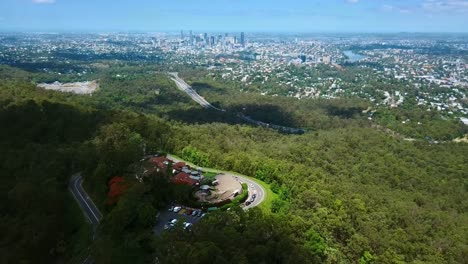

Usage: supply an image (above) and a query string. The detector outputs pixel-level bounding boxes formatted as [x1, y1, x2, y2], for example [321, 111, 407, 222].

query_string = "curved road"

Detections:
[69, 173, 102, 226]
[69, 174, 102, 264]
[166, 154, 266, 210]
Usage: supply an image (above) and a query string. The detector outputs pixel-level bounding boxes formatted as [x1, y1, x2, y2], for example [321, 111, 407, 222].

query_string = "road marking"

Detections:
[74, 177, 100, 224]
[69, 185, 93, 224]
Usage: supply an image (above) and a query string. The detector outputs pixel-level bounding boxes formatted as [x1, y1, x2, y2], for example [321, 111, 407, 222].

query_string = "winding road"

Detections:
[166, 154, 266, 209]
[68, 174, 102, 264]
[69, 173, 102, 226]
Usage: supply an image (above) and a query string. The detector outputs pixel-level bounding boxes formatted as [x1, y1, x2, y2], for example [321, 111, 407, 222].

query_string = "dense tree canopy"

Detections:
[0, 64, 467, 264]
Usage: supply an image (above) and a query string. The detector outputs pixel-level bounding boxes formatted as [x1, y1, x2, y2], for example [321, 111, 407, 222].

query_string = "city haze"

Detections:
[0, 0, 467, 32]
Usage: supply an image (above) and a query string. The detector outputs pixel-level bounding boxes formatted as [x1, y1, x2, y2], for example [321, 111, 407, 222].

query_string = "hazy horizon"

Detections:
[0, 0, 467, 33]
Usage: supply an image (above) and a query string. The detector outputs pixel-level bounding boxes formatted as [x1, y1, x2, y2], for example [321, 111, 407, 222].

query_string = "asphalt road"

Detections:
[69, 173, 102, 226]
[166, 154, 266, 210]
[235, 175, 265, 209]
[167, 72, 303, 134]
[168, 72, 224, 111]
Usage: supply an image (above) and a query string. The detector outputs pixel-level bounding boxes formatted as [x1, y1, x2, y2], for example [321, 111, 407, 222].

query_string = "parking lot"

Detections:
[153, 206, 205, 234]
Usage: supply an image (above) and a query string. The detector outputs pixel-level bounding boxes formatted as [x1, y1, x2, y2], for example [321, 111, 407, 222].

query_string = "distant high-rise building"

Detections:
[189, 30, 193, 44]
[225, 36, 235, 45]
[210, 36, 215, 46]
[240, 32, 245, 47]
[204, 33, 208, 44]
[322, 56, 331, 64]
[300, 55, 306, 63]
[181, 30, 184, 39]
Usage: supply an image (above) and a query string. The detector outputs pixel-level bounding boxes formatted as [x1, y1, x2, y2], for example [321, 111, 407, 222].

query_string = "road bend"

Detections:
[69, 173, 102, 226]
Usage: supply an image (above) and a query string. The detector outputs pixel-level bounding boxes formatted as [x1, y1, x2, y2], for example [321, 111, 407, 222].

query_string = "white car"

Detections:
[173, 206, 182, 213]
[183, 222, 192, 230]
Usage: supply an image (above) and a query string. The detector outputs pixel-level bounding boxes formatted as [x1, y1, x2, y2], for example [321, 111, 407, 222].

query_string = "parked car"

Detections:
[245, 201, 251, 206]
[252, 194, 257, 199]
[191, 210, 198, 216]
[168, 206, 174, 212]
[169, 219, 178, 225]
[173, 206, 182, 213]
[196, 211, 203, 217]
[201, 213, 207, 217]
[185, 209, 193, 215]
[183, 222, 192, 230]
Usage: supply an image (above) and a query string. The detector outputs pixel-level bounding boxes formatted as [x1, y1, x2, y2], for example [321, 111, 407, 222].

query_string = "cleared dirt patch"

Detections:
[195, 174, 242, 203]
[37, 80, 98, 94]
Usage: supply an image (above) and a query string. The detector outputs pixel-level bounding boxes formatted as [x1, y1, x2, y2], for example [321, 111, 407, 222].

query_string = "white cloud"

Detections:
[422, 0, 468, 12]
[381, 4, 412, 13]
[32, 0, 56, 4]
[381, 4, 394, 11]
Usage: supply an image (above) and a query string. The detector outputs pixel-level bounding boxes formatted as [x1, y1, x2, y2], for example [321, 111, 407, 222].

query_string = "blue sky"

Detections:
[0, 0, 467, 32]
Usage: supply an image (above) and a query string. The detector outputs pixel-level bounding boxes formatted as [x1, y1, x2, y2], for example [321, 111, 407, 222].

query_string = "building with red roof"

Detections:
[149, 156, 169, 170]
[172, 172, 199, 186]
[172, 162, 186, 171]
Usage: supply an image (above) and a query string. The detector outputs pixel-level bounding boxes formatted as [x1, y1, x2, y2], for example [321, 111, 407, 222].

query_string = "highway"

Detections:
[167, 72, 304, 134]
[69, 174, 102, 226]
[168, 72, 223, 111]
[166, 154, 266, 210]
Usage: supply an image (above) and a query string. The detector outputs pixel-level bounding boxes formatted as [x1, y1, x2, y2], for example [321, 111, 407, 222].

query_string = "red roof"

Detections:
[149, 156, 169, 169]
[172, 172, 198, 186]
[173, 162, 186, 171]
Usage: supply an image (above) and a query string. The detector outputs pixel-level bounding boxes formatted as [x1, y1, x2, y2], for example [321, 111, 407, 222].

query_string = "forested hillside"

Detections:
[1, 64, 467, 264]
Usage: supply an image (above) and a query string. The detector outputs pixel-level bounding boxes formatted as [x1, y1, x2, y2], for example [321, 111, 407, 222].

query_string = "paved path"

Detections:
[69, 174, 103, 226]
[166, 154, 266, 210]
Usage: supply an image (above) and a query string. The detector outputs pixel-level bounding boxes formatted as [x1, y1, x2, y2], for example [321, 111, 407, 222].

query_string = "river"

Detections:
[343, 50, 367, 62]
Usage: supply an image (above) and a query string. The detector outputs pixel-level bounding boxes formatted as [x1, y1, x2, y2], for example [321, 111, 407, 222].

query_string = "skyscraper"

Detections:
[180, 30, 184, 39]
[210, 36, 215, 46]
[240, 32, 245, 47]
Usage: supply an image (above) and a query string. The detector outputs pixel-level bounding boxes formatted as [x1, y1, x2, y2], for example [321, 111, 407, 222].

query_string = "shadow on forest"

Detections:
[325, 104, 365, 119]
[190, 82, 226, 94]
[0, 100, 102, 145]
[165, 103, 303, 134]
[226, 103, 298, 128]
[164, 107, 241, 125]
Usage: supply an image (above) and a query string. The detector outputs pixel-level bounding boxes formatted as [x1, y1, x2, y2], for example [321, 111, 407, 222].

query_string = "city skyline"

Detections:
[0, 0, 467, 32]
